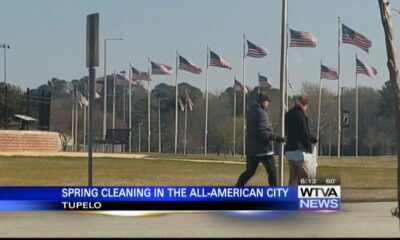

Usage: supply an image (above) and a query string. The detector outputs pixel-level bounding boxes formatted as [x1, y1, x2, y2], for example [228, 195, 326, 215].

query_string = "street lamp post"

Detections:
[103, 37, 125, 139]
[157, 98, 168, 153]
[1, 43, 11, 130]
[138, 122, 143, 153]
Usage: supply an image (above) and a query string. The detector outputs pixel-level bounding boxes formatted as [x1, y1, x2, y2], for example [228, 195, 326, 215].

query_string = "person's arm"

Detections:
[255, 108, 274, 143]
[297, 112, 317, 143]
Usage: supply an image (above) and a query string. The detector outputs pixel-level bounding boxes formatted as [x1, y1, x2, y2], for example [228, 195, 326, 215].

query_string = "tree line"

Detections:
[0, 76, 396, 156]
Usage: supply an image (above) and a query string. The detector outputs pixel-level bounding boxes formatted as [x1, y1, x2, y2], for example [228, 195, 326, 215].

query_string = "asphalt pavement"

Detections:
[0, 202, 399, 237]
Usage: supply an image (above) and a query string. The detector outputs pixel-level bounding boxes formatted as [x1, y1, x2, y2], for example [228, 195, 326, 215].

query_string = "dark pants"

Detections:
[235, 155, 277, 186]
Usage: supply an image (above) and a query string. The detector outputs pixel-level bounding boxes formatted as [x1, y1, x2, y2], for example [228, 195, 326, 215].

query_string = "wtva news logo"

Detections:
[298, 185, 341, 211]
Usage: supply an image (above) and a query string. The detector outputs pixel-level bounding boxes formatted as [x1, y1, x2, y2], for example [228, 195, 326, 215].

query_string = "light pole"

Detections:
[138, 122, 143, 153]
[1, 43, 11, 130]
[157, 98, 168, 153]
[103, 37, 125, 139]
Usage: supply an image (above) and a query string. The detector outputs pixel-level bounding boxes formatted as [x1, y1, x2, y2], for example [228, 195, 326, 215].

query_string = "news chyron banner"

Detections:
[0, 182, 340, 211]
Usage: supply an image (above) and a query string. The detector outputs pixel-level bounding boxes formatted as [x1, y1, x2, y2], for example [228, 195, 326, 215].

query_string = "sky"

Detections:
[0, 0, 397, 94]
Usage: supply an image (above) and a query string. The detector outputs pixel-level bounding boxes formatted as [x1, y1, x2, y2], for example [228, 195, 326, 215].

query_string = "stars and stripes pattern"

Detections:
[179, 55, 202, 74]
[342, 24, 371, 53]
[77, 92, 88, 108]
[186, 92, 194, 111]
[233, 79, 249, 93]
[95, 82, 102, 99]
[116, 71, 138, 86]
[151, 61, 173, 75]
[320, 65, 339, 80]
[289, 29, 318, 48]
[356, 58, 377, 78]
[131, 66, 150, 80]
[246, 40, 268, 58]
[258, 74, 272, 88]
[209, 50, 232, 69]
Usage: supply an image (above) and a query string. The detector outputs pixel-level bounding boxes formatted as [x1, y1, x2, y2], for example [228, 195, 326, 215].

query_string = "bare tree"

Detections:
[378, 0, 400, 218]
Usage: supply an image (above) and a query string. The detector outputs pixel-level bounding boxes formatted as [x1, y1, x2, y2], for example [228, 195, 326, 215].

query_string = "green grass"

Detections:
[0, 155, 397, 202]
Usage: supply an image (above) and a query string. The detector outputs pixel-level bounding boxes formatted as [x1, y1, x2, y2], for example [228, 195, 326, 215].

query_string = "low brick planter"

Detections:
[0, 130, 60, 152]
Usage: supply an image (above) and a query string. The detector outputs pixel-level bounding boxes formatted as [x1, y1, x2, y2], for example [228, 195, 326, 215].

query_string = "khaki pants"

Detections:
[288, 160, 309, 186]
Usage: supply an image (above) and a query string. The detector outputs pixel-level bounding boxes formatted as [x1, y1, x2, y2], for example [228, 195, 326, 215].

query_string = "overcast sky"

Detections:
[0, 0, 397, 94]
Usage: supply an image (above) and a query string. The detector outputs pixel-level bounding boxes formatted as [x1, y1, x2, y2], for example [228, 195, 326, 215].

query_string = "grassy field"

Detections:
[0, 154, 396, 202]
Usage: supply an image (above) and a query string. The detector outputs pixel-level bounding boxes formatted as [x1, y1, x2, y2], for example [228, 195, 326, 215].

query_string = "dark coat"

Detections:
[246, 103, 274, 156]
[284, 106, 315, 153]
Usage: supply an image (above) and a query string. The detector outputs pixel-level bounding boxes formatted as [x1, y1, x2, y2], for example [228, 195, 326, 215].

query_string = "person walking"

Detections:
[285, 96, 318, 186]
[236, 93, 285, 186]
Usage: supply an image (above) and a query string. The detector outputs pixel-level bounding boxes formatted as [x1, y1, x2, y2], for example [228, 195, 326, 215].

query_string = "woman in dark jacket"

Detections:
[285, 96, 317, 186]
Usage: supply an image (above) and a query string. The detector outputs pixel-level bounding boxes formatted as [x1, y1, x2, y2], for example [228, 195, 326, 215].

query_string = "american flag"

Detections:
[233, 79, 249, 93]
[131, 66, 150, 80]
[95, 82, 102, 99]
[320, 65, 339, 80]
[151, 61, 173, 75]
[258, 74, 272, 88]
[209, 50, 232, 69]
[186, 92, 194, 111]
[342, 24, 371, 53]
[178, 97, 185, 111]
[116, 71, 138, 86]
[179, 55, 202, 74]
[246, 40, 268, 58]
[356, 58, 377, 78]
[290, 29, 318, 48]
[77, 92, 88, 108]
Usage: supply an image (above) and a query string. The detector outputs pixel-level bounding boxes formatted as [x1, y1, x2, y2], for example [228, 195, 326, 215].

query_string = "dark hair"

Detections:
[256, 93, 270, 103]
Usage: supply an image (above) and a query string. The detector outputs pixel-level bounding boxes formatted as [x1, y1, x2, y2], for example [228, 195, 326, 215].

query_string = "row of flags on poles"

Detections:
[320, 58, 377, 81]
[79, 22, 377, 109]
[318, 22, 376, 80]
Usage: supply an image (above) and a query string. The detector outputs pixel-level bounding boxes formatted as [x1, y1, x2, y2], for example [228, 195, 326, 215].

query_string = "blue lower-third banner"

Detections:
[0, 186, 340, 211]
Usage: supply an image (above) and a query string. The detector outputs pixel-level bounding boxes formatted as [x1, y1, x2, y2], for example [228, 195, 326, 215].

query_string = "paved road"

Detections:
[0, 202, 399, 237]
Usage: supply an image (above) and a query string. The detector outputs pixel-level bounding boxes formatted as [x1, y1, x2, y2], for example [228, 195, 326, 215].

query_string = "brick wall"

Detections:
[0, 130, 60, 152]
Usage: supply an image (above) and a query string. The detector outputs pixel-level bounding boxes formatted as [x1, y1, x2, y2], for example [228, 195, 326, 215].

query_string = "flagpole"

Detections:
[129, 63, 132, 153]
[242, 33, 246, 158]
[257, 72, 260, 94]
[233, 85, 237, 157]
[337, 16, 341, 158]
[355, 53, 359, 158]
[184, 89, 188, 155]
[113, 70, 116, 129]
[123, 85, 126, 124]
[148, 65, 151, 154]
[329, 121, 332, 156]
[175, 51, 179, 155]
[204, 45, 209, 155]
[285, 24, 289, 112]
[278, 0, 288, 186]
[75, 86, 78, 152]
[317, 60, 323, 156]
[83, 81, 87, 151]
[71, 86, 75, 151]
